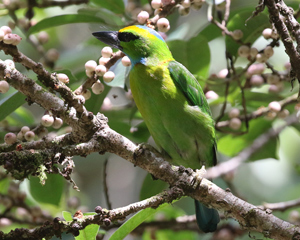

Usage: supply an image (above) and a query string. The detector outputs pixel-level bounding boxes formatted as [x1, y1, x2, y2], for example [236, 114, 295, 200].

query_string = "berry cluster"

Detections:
[0, 25, 22, 46]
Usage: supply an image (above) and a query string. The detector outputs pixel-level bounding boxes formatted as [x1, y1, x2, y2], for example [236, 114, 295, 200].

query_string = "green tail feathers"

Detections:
[194, 200, 220, 233]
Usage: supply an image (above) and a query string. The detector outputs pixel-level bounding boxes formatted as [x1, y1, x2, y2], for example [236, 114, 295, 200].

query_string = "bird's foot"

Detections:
[191, 166, 206, 189]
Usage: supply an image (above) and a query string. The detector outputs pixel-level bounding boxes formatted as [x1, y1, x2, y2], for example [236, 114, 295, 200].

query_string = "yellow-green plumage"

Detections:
[93, 25, 219, 233]
[130, 61, 216, 169]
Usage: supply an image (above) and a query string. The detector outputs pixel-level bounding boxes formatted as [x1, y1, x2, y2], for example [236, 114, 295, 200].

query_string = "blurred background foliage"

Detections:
[0, 0, 300, 239]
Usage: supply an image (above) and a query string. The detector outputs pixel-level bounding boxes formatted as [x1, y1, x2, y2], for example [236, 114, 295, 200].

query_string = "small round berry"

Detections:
[24, 131, 35, 141]
[266, 74, 280, 84]
[0, 218, 12, 227]
[268, 101, 281, 112]
[85, 60, 97, 72]
[232, 29, 243, 40]
[41, 114, 54, 127]
[0, 29, 4, 41]
[92, 81, 105, 94]
[217, 69, 228, 78]
[0, 26, 12, 35]
[0, 80, 10, 93]
[4, 59, 15, 68]
[17, 132, 23, 140]
[4, 133, 17, 145]
[137, 11, 150, 24]
[157, 18, 170, 32]
[95, 65, 107, 77]
[264, 46, 274, 58]
[21, 126, 30, 134]
[229, 118, 241, 130]
[277, 109, 289, 119]
[151, 0, 162, 9]
[85, 69, 93, 78]
[268, 84, 280, 93]
[37, 31, 49, 44]
[3, 33, 15, 44]
[262, 28, 272, 39]
[57, 73, 69, 84]
[181, 0, 191, 8]
[101, 47, 113, 58]
[205, 90, 219, 100]
[121, 56, 131, 67]
[249, 47, 258, 59]
[238, 45, 250, 58]
[99, 57, 110, 65]
[247, 63, 265, 76]
[52, 118, 63, 129]
[46, 48, 60, 62]
[103, 71, 115, 83]
[82, 89, 91, 100]
[228, 108, 240, 119]
[256, 53, 268, 63]
[250, 75, 264, 87]
[95, 206, 103, 214]
[11, 34, 22, 46]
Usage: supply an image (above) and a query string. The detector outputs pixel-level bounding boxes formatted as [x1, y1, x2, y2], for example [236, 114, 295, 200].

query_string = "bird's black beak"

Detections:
[92, 31, 122, 50]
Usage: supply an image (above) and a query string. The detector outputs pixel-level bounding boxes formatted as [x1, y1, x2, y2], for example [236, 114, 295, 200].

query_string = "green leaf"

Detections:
[226, 10, 269, 57]
[27, 14, 105, 35]
[5, 106, 35, 126]
[77, 213, 99, 240]
[218, 118, 278, 161]
[139, 174, 168, 200]
[168, 34, 210, 78]
[62, 211, 73, 221]
[29, 174, 65, 206]
[143, 229, 197, 240]
[200, 24, 222, 42]
[90, 0, 125, 14]
[109, 202, 173, 240]
[78, 8, 124, 26]
[0, 91, 26, 121]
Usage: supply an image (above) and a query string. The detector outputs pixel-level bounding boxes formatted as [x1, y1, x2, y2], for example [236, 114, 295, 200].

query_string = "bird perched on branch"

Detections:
[93, 25, 220, 233]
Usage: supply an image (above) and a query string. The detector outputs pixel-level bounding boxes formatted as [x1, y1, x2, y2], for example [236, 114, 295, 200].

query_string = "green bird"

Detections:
[93, 25, 220, 232]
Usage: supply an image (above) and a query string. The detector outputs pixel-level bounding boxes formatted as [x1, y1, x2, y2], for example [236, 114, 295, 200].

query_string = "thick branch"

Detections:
[264, 0, 300, 82]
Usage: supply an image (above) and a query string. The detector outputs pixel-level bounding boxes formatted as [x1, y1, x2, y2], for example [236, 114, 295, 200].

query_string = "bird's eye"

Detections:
[118, 32, 139, 42]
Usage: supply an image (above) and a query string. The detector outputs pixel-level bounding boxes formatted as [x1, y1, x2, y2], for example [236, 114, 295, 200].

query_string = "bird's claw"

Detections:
[192, 166, 206, 189]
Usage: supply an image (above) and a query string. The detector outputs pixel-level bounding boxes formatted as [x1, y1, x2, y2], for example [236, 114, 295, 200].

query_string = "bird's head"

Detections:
[92, 25, 173, 66]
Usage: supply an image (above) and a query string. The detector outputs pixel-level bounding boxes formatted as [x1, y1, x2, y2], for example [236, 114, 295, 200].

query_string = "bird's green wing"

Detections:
[167, 61, 211, 115]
